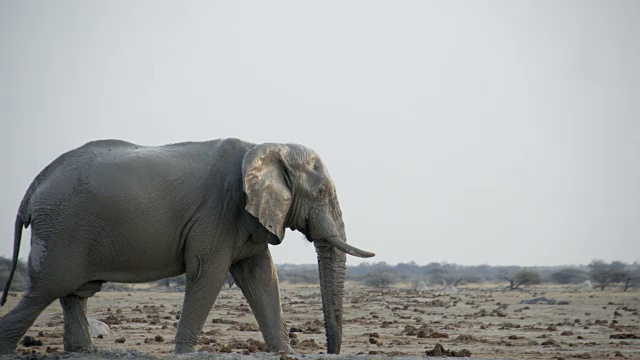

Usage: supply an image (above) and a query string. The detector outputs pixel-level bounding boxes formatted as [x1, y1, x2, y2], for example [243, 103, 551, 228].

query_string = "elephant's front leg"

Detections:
[174, 252, 230, 354]
[230, 250, 292, 353]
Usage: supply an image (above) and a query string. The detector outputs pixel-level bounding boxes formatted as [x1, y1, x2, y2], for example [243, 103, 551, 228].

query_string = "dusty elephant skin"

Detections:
[0, 138, 374, 355]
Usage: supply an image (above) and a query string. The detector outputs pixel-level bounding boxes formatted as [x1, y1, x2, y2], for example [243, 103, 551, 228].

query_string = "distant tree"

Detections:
[504, 270, 542, 290]
[622, 267, 640, 292]
[396, 262, 420, 276]
[549, 268, 589, 284]
[425, 263, 460, 285]
[364, 269, 397, 288]
[589, 260, 628, 290]
[457, 264, 496, 283]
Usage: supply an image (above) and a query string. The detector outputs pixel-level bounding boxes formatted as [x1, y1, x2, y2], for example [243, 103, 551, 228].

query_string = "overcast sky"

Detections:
[1, 1, 638, 267]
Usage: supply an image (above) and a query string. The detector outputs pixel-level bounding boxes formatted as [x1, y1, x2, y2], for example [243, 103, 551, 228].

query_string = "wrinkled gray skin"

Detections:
[0, 139, 374, 355]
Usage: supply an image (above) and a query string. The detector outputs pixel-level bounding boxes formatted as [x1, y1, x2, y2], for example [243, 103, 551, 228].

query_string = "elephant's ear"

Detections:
[242, 143, 293, 241]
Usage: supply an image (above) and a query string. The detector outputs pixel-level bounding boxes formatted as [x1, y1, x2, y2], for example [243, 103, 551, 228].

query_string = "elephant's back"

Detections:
[79, 138, 255, 165]
[79, 139, 139, 151]
[21, 138, 255, 225]
[83, 138, 254, 183]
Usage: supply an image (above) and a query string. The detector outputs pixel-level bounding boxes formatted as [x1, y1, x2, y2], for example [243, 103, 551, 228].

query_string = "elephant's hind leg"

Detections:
[60, 295, 95, 352]
[0, 292, 56, 355]
[59, 281, 103, 352]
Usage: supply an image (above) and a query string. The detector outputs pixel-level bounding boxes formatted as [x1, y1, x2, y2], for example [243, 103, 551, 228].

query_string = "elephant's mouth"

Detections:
[267, 234, 282, 245]
[316, 236, 375, 258]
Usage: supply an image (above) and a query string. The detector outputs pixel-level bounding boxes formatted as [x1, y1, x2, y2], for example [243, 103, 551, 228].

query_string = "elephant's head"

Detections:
[242, 143, 374, 354]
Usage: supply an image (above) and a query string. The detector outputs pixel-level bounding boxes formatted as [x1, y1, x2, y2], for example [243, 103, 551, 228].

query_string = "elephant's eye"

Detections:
[316, 186, 327, 197]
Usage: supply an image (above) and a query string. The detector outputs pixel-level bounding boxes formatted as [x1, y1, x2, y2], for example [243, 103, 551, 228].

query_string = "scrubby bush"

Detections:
[460, 274, 483, 284]
[277, 264, 319, 284]
[363, 269, 397, 288]
[549, 268, 589, 284]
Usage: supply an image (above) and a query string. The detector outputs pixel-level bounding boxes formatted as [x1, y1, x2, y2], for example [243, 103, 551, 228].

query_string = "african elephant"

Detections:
[0, 138, 374, 355]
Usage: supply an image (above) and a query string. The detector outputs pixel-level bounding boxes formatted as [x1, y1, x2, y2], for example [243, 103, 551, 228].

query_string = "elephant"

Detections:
[0, 138, 374, 355]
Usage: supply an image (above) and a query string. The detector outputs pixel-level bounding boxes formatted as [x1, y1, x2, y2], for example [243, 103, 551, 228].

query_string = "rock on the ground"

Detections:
[89, 317, 111, 337]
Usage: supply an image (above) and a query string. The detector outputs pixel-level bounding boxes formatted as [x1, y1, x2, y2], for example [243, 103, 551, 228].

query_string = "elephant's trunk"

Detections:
[315, 240, 346, 354]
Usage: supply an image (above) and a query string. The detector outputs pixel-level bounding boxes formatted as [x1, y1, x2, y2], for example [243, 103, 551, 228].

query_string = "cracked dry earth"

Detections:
[1, 283, 639, 359]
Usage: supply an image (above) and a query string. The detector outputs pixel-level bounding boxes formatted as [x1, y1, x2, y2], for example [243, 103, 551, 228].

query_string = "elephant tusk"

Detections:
[324, 236, 375, 258]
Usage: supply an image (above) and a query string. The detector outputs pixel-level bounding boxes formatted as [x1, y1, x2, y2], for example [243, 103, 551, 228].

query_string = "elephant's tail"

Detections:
[1, 216, 25, 306]
[1, 151, 61, 306]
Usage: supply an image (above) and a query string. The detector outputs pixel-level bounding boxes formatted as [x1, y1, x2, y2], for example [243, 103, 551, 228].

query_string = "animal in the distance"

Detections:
[0, 138, 374, 355]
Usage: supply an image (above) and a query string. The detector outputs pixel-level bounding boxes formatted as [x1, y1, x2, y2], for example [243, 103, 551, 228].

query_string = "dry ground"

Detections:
[1, 282, 639, 359]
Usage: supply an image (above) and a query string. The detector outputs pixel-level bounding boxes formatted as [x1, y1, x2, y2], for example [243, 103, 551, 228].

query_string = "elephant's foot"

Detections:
[63, 341, 97, 353]
[0, 292, 56, 355]
[173, 342, 195, 354]
[0, 341, 17, 356]
[0, 325, 18, 356]
[270, 343, 294, 354]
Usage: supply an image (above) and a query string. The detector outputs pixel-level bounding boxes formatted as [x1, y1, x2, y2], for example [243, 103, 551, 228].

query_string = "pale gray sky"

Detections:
[1, 1, 638, 267]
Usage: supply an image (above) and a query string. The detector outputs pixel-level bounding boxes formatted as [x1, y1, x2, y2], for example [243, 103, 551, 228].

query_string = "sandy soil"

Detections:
[1, 282, 639, 359]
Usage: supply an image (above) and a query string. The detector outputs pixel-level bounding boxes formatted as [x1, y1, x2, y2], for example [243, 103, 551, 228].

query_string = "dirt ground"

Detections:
[1, 282, 639, 359]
